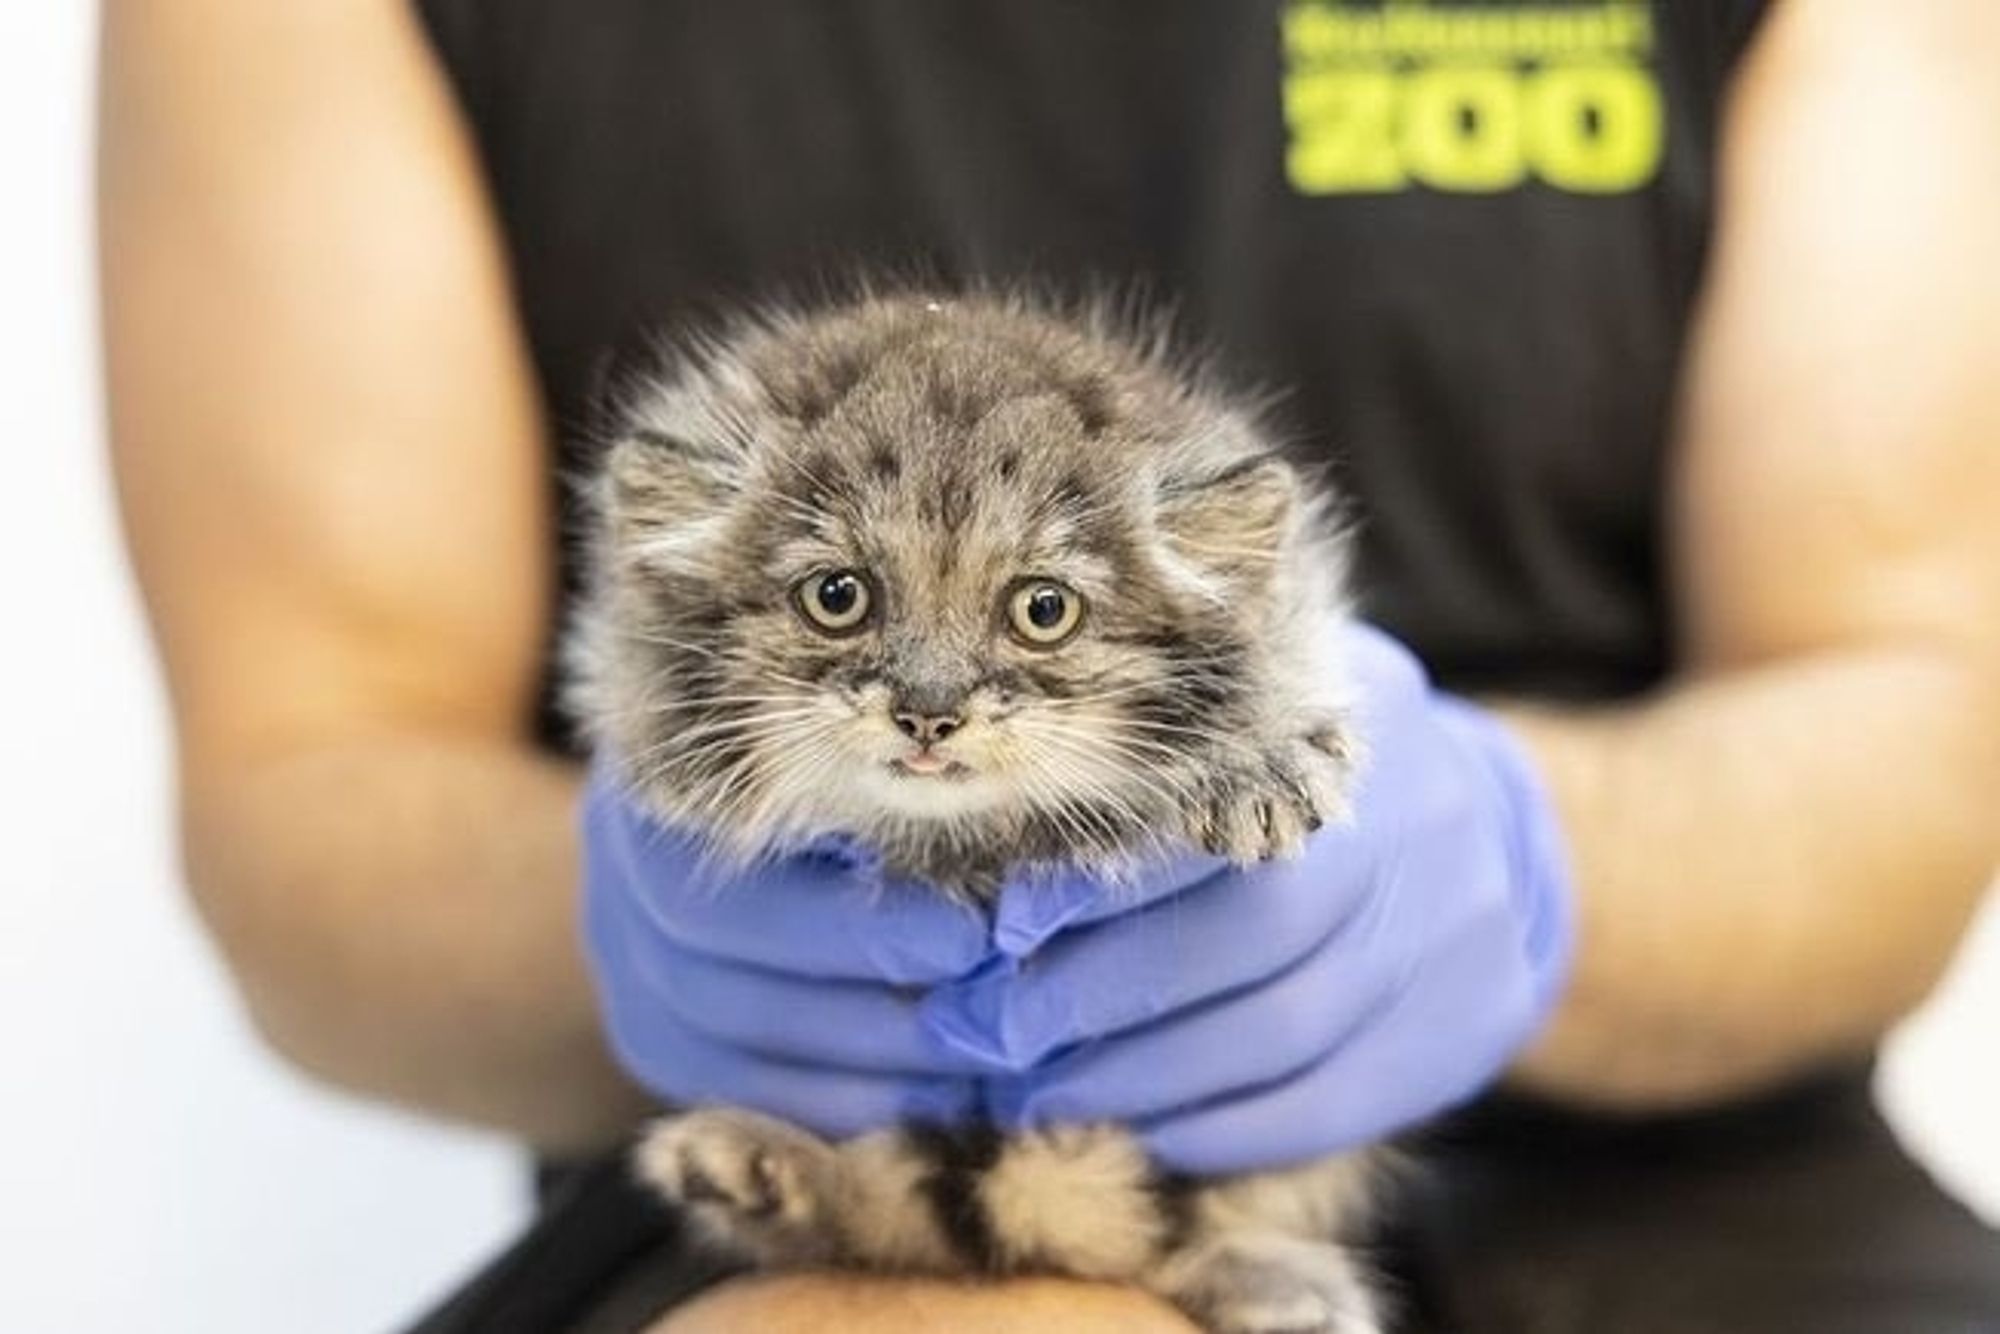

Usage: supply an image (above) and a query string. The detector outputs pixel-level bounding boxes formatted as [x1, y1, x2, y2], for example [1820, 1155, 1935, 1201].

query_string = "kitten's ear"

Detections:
[1155, 456, 1298, 595]
[604, 428, 742, 535]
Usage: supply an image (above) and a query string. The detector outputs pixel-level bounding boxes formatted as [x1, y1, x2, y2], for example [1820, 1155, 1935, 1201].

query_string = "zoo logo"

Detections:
[1281, 1, 1665, 196]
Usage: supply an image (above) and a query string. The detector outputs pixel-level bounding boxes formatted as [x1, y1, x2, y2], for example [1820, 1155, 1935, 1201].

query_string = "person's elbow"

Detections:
[173, 739, 422, 1103]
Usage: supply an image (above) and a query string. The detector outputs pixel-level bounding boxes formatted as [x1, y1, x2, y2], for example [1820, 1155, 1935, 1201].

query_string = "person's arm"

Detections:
[101, 6, 1192, 1326]
[100, 0, 643, 1150]
[1510, 0, 2000, 1106]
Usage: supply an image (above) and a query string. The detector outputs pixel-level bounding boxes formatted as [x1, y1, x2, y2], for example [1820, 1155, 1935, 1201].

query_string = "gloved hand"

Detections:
[928, 622, 1575, 1173]
[582, 785, 995, 1137]
[582, 621, 1573, 1174]
[584, 781, 1232, 1137]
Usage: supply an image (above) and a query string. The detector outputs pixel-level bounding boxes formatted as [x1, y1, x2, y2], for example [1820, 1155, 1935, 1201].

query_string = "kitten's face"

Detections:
[583, 299, 1302, 859]
[755, 479, 1116, 823]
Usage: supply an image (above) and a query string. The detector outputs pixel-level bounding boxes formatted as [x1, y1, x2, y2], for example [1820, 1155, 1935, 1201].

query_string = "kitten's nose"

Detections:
[892, 711, 963, 745]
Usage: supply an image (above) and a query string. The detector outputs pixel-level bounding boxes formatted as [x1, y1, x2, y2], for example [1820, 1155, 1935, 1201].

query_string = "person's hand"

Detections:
[919, 622, 1575, 1174]
[584, 620, 1572, 1177]
[582, 775, 1006, 1137]
[581, 770, 1220, 1136]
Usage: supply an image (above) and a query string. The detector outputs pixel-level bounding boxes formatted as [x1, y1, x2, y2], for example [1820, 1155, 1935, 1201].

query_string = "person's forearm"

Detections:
[183, 734, 650, 1152]
[655, 1273, 1197, 1334]
[1503, 643, 2000, 1108]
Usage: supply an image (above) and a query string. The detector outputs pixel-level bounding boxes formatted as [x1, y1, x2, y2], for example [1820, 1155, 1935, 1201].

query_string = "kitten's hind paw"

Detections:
[1154, 1234, 1383, 1334]
[634, 1109, 840, 1265]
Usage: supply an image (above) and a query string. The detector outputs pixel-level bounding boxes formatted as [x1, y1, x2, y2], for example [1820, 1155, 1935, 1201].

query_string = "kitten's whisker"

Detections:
[1091, 730, 1232, 768]
[613, 637, 830, 697]
[746, 666, 839, 693]
[1021, 728, 1197, 819]
[1110, 716, 1268, 752]
[1020, 773, 1097, 852]
[763, 491, 835, 529]
[682, 748, 775, 828]
[1012, 731, 1164, 825]
[1046, 662, 1252, 708]
[642, 693, 830, 712]
[619, 630, 732, 658]
[1169, 540, 1285, 563]
[656, 708, 833, 745]
[767, 735, 851, 818]
[736, 726, 850, 833]
[652, 705, 828, 734]
[1014, 722, 1219, 833]
[633, 719, 846, 801]
[1039, 679, 1168, 707]
[1014, 712, 1216, 774]
[758, 441, 862, 528]
[619, 711, 833, 769]
[1027, 762, 1148, 854]
[664, 731, 827, 791]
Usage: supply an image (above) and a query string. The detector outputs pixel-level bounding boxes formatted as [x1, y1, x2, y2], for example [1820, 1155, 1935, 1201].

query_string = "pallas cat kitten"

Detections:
[568, 293, 1385, 1333]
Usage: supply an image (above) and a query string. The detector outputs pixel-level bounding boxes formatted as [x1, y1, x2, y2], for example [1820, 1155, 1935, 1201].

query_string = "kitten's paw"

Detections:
[634, 1109, 839, 1265]
[1195, 789, 1316, 865]
[1191, 730, 1351, 864]
[1155, 1235, 1382, 1334]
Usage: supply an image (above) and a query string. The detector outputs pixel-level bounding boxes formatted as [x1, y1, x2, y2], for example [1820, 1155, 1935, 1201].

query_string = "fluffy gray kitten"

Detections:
[569, 293, 1386, 1334]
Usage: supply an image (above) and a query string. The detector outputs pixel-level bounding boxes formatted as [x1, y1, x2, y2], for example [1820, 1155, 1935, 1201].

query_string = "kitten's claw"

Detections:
[1200, 794, 1310, 864]
[1189, 731, 1350, 865]
[1304, 721, 1354, 767]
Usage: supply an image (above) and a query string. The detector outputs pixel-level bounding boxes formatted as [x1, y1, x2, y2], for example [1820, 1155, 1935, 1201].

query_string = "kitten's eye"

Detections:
[1006, 580, 1083, 647]
[796, 569, 873, 635]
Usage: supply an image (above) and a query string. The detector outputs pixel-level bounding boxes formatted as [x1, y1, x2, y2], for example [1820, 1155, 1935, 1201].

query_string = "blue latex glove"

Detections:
[583, 622, 1573, 1174]
[930, 623, 1574, 1173]
[583, 784, 1222, 1134]
[582, 790, 993, 1136]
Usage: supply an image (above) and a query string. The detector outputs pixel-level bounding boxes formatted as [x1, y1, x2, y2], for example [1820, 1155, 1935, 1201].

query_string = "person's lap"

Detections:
[409, 1066, 2000, 1333]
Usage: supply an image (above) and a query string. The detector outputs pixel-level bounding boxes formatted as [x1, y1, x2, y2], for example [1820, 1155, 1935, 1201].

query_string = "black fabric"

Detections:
[409, 1071, 2000, 1333]
[413, 0, 1771, 749]
[1393, 1071, 2000, 1333]
[403, 1155, 740, 1334]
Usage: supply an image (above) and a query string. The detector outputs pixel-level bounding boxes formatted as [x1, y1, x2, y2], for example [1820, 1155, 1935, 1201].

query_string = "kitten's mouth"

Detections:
[889, 752, 972, 781]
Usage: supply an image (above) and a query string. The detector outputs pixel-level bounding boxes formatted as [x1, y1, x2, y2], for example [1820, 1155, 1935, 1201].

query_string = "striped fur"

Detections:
[637, 1111, 1388, 1332]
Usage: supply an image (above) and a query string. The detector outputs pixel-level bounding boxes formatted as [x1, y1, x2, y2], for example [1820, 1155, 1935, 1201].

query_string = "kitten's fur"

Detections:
[569, 292, 1386, 1333]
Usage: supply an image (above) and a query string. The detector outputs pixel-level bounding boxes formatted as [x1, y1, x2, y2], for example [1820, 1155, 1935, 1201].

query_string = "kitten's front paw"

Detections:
[634, 1109, 839, 1265]
[1190, 729, 1351, 864]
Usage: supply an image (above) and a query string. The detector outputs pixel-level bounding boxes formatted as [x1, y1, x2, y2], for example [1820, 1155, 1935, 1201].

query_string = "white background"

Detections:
[3, 6, 1994, 1333]
[2, 7, 527, 1332]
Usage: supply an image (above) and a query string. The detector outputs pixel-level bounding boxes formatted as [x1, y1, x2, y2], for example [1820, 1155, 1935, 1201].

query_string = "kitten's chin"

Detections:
[854, 762, 1015, 821]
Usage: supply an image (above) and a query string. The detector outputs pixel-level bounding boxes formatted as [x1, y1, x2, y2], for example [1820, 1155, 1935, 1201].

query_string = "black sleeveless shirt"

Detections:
[412, 0, 1770, 744]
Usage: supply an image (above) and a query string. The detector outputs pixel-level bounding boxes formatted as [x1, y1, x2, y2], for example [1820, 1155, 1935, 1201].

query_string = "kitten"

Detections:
[568, 292, 1386, 1334]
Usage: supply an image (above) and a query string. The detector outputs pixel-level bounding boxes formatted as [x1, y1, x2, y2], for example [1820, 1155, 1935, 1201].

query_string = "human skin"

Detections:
[644, 1274, 1198, 1334]
[1508, 0, 2000, 1105]
[100, 0, 1999, 1327]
